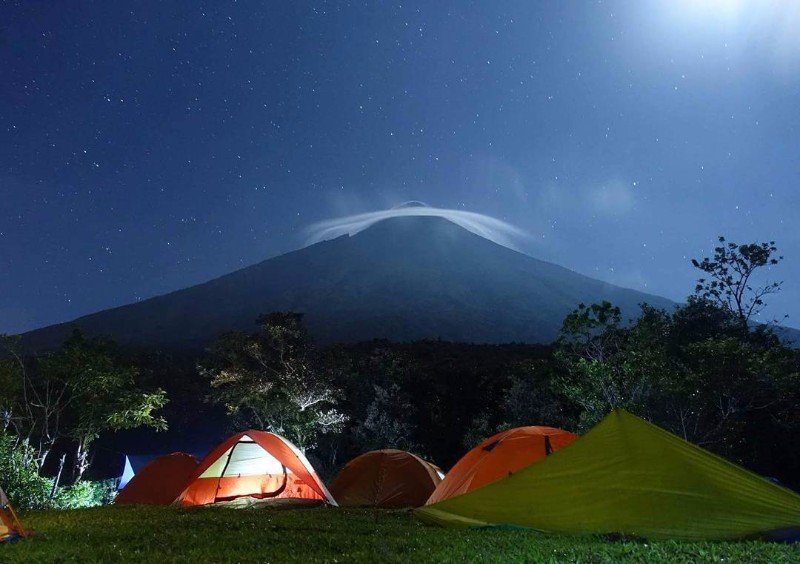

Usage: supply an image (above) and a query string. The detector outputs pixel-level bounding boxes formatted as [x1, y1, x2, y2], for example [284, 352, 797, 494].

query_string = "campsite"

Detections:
[2, 238, 800, 561]
[5, 1, 800, 561]
[4, 408, 800, 561]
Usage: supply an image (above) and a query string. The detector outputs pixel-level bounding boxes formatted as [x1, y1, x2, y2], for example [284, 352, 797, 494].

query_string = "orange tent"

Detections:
[427, 426, 576, 504]
[0, 487, 28, 542]
[115, 452, 199, 505]
[175, 430, 335, 506]
[330, 449, 442, 508]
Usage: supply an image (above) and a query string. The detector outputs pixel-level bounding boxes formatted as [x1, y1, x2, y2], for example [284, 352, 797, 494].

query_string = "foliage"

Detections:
[6, 506, 800, 563]
[500, 359, 572, 431]
[554, 301, 651, 430]
[461, 413, 491, 449]
[692, 236, 784, 326]
[0, 432, 55, 510]
[0, 431, 115, 511]
[355, 383, 420, 452]
[462, 359, 574, 447]
[202, 312, 348, 451]
[550, 239, 800, 480]
[56, 479, 117, 509]
[326, 340, 554, 469]
[39, 331, 168, 479]
[0, 331, 167, 498]
[554, 305, 800, 478]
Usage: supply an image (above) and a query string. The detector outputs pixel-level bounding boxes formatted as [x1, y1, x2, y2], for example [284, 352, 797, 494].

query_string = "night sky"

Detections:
[2, 1, 799, 334]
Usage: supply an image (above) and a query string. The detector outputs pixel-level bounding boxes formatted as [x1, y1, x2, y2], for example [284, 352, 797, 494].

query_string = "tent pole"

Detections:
[215, 443, 239, 502]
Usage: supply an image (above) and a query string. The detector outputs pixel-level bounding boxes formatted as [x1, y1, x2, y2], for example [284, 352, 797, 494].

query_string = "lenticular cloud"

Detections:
[305, 202, 529, 250]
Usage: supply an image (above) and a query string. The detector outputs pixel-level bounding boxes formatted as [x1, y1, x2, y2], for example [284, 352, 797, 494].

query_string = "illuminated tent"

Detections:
[176, 430, 335, 506]
[417, 410, 800, 541]
[118, 455, 136, 490]
[330, 449, 443, 508]
[427, 426, 576, 504]
[118, 453, 164, 490]
[0, 487, 28, 542]
[115, 452, 199, 505]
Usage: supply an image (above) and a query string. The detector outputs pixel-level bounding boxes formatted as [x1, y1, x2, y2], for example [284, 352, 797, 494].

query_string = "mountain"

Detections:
[16, 215, 695, 350]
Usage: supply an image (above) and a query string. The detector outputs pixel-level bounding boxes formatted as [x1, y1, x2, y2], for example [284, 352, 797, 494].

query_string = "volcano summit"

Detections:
[20, 212, 674, 351]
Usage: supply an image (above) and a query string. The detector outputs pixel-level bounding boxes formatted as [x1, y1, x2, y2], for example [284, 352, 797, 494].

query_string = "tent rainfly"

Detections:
[417, 409, 800, 541]
[427, 425, 576, 504]
[330, 449, 442, 508]
[115, 452, 199, 505]
[0, 487, 28, 542]
[175, 430, 335, 507]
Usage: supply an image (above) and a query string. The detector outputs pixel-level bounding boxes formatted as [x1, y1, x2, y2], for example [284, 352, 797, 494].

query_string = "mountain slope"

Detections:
[21, 216, 679, 350]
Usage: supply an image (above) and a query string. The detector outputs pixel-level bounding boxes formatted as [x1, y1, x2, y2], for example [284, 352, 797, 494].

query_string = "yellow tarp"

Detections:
[416, 409, 800, 540]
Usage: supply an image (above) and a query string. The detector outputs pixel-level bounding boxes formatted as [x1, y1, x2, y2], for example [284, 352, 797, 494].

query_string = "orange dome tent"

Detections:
[115, 452, 199, 505]
[0, 487, 29, 542]
[175, 430, 335, 507]
[330, 449, 442, 508]
[427, 426, 576, 504]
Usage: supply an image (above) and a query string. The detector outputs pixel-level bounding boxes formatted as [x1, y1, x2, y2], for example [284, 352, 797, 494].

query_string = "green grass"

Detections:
[3, 505, 799, 563]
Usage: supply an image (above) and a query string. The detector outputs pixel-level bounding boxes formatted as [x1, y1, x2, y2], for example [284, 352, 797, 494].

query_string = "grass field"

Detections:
[3, 505, 799, 563]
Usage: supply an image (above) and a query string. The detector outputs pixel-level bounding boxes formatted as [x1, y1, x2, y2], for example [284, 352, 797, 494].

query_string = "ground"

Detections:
[4, 506, 799, 563]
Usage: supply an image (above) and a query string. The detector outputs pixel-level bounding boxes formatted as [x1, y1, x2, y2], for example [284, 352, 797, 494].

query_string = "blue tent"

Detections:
[117, 454, 166, 490]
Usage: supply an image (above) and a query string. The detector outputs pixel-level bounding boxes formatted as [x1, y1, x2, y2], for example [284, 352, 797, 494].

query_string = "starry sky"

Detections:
[2, 1, 799, 334]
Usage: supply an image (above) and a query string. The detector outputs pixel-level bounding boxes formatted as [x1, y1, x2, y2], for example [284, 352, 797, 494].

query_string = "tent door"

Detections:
[214, 440, 289, 502]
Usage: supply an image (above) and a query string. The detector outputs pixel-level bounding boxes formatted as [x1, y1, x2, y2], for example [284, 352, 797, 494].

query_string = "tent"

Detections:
[0, 487, 28, 542]
[330, 449, 443, 508]
[118, 454, 162, 490]
[427, 426, 576, 504]
[115, 452, 199, 505]
[118, 455, 136, 490]
[417, 409, 800, 541]
[117, 445, 210, 490]
[175, 430, 335, 507]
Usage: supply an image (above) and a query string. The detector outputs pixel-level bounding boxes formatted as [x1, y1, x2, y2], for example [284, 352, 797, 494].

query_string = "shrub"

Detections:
[0, 431, 117, 510]
[0, 433, 56, 510]
[56, 479, 117, 509]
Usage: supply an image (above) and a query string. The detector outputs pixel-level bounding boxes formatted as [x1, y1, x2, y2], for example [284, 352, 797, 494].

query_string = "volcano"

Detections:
[21, 215, 677, 350]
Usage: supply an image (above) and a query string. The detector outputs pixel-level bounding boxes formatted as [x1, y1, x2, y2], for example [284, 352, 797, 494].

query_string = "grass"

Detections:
[3, 505, 799, 563]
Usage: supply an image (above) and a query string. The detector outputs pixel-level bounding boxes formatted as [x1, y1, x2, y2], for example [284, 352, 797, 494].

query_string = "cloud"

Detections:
[464, 156, 529, 204]
[305, 202, 531, 250]
[590, 180, 635, 215]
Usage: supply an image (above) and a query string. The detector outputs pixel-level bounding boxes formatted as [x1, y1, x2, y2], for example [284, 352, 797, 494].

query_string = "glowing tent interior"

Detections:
[427, 425, 576, 504]
[115, 452, 199, 505]
[417, 410, 800, 541]
[175, 430, 335, 507]
[329, 449, 442, 508]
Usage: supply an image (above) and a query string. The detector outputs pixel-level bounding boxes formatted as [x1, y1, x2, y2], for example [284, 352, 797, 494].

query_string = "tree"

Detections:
[0, 331, 168, 490]
[0, 334, 72, 470]
[500, 359, 572, 431]
[202, 312, 347, 451]
[0, 336, 25, 434]
[40, 331, 168, 479]
[558, 301, 624, 361]
[354, 383, 419, 452]
[553, 294, 800, 481]
[692, 237, 784, 327]
[554, 301, 653, 429]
